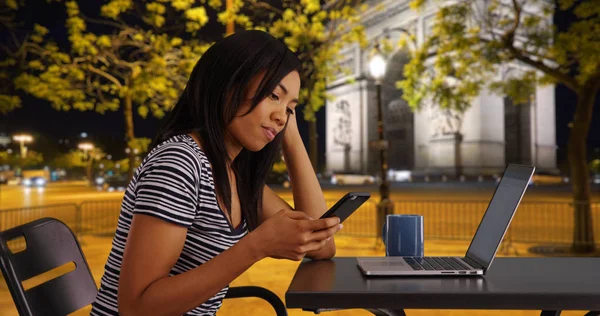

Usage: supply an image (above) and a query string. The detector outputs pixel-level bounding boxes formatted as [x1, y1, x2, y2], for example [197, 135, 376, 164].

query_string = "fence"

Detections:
[1, 199, 600, 247]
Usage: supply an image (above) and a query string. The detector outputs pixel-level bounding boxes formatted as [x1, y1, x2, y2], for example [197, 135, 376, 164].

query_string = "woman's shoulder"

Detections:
[143, 134, 208, 174]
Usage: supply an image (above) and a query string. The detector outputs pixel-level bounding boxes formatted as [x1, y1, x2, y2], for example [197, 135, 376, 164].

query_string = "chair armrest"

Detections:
[225, 286, 287, 316]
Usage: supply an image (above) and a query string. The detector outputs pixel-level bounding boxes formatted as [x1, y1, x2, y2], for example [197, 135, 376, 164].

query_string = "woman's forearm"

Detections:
[122, 233, 264, 316]
[282, 124, 336, 259]
[282, 129, 327, 218]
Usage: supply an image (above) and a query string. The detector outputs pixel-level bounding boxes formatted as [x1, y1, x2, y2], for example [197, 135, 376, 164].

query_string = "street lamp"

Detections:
[369, 45, 394, 245]
[78, 142, 94, 157]
[78, 142, 95, 185]
[13, 134, 33, 158]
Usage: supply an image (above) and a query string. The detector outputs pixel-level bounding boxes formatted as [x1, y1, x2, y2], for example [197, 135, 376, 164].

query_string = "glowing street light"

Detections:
[13, 134, 33, 158]
[78, 142, 94, 155]
[368, 53, 387, 82]
[78, 142, 95, 162]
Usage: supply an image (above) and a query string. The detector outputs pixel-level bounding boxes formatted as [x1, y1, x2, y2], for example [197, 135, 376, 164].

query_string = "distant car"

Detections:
[22, 176, 47, 187]
[387, 169, 412, 182]
[330, 173, 375, 185]
[529, 172, 567, 186]
[100, 175, 129, 192]
[265, 172, 291, 189]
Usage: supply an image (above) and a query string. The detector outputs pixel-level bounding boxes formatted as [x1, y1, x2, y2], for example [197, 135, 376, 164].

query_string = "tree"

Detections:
[239, 0, 368, 170]
[53, 150, 87, 170]
[590, 159, 600, 174]
[0, 0, 26, 114]
[54, 147, 104, 183]
[0, 150, 44, 169]
[15, 0, 212, 179]
[398, 0, 600, 252]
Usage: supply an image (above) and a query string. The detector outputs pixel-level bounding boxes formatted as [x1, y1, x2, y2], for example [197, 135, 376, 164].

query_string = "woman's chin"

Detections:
[244, 141, 268, 152]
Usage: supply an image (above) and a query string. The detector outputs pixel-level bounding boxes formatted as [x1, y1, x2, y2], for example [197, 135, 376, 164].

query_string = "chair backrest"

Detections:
[0, 217, 98, 316]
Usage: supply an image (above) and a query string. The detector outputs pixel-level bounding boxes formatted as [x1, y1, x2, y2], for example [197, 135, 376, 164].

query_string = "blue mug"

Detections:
[382, 214, 424, 257]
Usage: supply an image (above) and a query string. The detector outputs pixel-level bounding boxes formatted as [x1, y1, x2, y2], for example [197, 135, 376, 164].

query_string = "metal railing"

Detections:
[390, 200, 600, 246]
[0, 203, 78, 233]
[78, 200, 123, 237]
[1, 199, 599, 247]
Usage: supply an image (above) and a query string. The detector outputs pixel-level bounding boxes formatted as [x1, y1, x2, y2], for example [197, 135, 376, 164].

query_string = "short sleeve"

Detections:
[133, 144, 201, 227]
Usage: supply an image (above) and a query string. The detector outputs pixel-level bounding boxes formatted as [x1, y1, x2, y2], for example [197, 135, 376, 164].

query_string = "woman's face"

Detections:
[226, 70, 300, 152]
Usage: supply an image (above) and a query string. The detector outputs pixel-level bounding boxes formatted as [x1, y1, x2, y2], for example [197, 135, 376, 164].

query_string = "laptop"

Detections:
[357, 164, 535, 276]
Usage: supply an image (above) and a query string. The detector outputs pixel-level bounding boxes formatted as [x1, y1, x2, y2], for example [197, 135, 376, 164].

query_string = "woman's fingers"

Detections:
[298, 239, 330, 254]
[301, 217, 340, 231]
[307, 223, 342, 243]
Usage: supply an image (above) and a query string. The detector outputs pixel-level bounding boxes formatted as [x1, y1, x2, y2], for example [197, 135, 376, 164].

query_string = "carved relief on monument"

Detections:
[332, 99, 354, 171]
[428, 103, 463, 138]
[332, 99, 352, 148]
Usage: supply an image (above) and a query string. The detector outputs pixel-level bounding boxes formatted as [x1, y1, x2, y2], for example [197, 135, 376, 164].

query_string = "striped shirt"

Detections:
[91, 134, 248, 316]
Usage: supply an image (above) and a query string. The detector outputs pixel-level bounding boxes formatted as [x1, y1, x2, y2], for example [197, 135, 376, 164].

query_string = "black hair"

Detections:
[151, 30, 301, 231]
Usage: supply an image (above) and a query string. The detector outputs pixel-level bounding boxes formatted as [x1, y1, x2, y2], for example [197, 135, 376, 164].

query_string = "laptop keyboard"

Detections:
[404, 257, 471, 271]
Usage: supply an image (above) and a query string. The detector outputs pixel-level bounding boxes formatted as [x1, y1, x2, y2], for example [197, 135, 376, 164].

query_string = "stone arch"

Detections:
[501, 66, 533, 166]
[384, 49, 411, 84]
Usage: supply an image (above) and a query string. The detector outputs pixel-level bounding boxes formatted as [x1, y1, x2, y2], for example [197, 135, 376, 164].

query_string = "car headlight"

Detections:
[95, 177, 105, 185]
[23, 179, 32, 186]
[35, 178, 46, 186]
[330, 175, 337, 184]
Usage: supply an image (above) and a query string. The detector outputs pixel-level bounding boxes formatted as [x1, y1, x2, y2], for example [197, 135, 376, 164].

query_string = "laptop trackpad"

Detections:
[358, 257, 413, 271]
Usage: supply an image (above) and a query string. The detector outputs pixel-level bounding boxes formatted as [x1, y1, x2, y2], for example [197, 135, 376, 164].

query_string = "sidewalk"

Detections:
[0, 235, 590, 316]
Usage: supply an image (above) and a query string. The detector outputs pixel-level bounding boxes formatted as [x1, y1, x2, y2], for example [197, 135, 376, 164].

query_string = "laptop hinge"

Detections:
[462, 256, 485, 270]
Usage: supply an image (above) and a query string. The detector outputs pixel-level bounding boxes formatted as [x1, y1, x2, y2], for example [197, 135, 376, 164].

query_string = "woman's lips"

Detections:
[263, 127, 276, 141]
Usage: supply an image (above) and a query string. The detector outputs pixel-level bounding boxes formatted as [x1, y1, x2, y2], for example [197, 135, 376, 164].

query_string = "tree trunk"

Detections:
[309, 119, 318, 172]
[86, 159, 93, 186]
[569, 86, 597, 253]
[454, 132, 463, 179]
[124, 94, 136, 181]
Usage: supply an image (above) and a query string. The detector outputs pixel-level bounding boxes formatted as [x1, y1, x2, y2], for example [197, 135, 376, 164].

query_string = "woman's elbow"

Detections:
[308, 243, 336, 260]
[118, 290, 143, 316]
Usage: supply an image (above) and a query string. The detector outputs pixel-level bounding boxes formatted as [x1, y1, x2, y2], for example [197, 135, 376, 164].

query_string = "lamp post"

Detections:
[369, 46, 394, 245]
[12, 134, 33, 158]
[78, 142, 94, 185]
[78, 142, 94, 157]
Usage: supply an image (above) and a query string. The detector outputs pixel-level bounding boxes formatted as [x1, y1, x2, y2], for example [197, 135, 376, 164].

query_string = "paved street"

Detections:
[0, 181, 124, 210]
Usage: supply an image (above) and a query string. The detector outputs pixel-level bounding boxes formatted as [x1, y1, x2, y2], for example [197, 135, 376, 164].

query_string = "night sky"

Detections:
[1, 1, 599, 165]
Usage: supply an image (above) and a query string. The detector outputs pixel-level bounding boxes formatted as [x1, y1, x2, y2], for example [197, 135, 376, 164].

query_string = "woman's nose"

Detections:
[271, 107, 287, 127]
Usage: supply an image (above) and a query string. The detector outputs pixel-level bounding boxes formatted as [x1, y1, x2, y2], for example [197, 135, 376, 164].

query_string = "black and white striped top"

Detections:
[91, 134, 248, 316]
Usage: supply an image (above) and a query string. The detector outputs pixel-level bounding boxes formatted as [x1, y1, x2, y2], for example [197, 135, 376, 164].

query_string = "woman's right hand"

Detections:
[251, 209, 342, 261]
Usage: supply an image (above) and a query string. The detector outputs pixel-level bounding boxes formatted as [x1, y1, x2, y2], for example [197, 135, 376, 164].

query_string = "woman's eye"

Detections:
[270, 93, 279, 101]
[286, 107, 295, 115]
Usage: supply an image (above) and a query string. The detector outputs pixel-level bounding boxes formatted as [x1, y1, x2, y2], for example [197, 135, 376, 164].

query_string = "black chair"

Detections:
[0, 218, 287, 316]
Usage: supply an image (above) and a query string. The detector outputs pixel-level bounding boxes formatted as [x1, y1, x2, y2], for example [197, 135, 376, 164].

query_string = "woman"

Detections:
[90, 30, 342, 316]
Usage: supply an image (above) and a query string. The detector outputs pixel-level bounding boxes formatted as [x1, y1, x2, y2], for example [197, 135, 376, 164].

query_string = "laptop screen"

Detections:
[465, 164, 534, 269]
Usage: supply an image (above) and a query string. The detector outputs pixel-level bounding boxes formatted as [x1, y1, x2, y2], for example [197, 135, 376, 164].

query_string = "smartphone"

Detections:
[320, 192, 371, 223]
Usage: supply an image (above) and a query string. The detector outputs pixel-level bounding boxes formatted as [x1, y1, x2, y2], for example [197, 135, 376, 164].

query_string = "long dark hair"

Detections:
[151, 30, 301, 231]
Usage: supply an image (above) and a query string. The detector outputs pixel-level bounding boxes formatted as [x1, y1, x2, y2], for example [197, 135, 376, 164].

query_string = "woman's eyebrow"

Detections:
[278, 83, 289, 94]
[278, 83, 299, 103]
